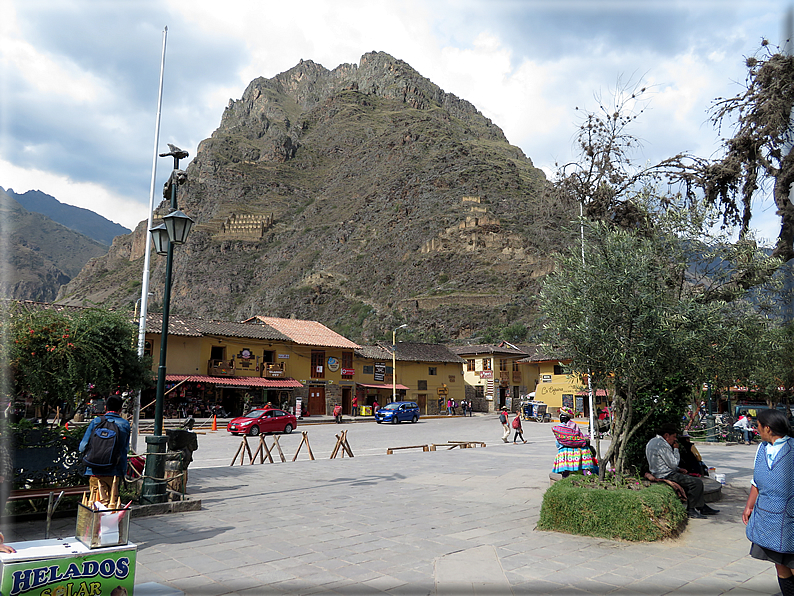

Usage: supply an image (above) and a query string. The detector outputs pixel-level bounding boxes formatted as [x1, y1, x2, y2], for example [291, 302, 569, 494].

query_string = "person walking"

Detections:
[742, 409, 794, 596]
[372, 400, 379, 417]
[512, 412, 527, 444]
[79, 395, 130, 507]
[499, 407, 510, 443]
[333, 404, 343, 423]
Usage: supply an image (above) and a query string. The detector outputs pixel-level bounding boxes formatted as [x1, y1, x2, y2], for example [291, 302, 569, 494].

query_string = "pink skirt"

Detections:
[552, 447, 598, 474]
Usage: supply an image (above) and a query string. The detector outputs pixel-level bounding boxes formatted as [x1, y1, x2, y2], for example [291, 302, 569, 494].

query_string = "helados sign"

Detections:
[2, 550, 135, 596]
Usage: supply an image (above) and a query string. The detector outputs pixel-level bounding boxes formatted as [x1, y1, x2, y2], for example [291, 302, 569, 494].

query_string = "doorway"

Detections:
[308, 386, 325, 416]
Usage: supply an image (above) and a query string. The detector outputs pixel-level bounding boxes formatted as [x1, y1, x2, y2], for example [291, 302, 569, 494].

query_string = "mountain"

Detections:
[57, 51, 577, 342]
[3, 187, 130, 246]
[0, 189, 110, 301]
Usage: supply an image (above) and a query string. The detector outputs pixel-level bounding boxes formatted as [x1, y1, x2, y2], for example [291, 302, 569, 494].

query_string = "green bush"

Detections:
[538, 475, 687, 541]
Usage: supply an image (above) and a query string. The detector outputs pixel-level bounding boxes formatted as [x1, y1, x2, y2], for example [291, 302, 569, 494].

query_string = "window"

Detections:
[363, 365, 374, 375]
[418, 380, 428, 390]
[482, 358, 492, 371]
[342, 351, 353, 379]
[553, 364, 569, 376]
[474, 386, 485, 398]
[466, 359, 475, 372]
[499, 359, 507, 372]
[428, 367, 437, 375]
[513, 361, 519, 372]
[311, 350, 325, 378]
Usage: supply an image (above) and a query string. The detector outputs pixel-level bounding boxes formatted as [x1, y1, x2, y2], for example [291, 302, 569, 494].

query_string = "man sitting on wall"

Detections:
[645, 423, 719, 519]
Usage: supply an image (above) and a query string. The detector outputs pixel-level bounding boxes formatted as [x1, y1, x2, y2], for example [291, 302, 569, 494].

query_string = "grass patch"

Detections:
[538, 474, 687, 542]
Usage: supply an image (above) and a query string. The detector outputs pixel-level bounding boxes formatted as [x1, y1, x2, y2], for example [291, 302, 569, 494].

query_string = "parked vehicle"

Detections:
[227, 408, 297, 436]
[375, 401, 420, 424]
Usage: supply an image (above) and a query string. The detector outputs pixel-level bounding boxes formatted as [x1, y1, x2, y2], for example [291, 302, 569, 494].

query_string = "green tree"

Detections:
[539, 218, 768, 477]
[8, 305, 151, 422]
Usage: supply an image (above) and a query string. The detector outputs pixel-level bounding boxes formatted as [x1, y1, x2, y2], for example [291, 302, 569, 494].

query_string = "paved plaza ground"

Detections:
[5, 415, 782, 595]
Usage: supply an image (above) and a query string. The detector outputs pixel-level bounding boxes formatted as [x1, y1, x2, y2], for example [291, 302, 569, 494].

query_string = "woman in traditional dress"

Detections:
[742, 409, 794, 596]
[551, 407, 598, 476]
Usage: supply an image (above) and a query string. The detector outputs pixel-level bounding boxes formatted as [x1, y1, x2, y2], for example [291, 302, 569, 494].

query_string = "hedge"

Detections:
[537, 475, 687, 541]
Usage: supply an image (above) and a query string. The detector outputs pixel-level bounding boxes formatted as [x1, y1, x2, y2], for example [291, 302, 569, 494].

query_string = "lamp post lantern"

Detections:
[392, 324, 408, 403]
[140, 144, 194, 504]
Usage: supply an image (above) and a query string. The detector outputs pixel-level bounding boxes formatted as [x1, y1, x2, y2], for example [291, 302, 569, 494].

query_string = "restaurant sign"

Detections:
[374, 363, 386, 382]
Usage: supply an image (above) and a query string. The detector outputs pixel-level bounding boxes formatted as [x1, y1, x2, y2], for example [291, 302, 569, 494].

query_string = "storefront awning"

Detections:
[166, 374, 303, 388]
[357, 383, 410, 390]
[576, 389, 609, 397]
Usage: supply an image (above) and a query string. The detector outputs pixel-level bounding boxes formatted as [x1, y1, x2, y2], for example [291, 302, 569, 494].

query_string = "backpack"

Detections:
[83, 416, 122, 473]
[499, 413, 507, 424]
[512, 416, 520, 429]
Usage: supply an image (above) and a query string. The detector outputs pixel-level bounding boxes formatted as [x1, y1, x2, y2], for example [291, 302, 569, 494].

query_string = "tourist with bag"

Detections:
[499, 407, 510, 443]
[512, 412, 527, 444]
[79, 395, 130, 507]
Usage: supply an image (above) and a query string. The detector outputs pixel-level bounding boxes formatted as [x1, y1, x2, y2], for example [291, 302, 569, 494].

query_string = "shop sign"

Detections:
[374, 363, 386, 382]
[278, 354, 290, 359]
[542, 374, 552, 383]
[479, 371, 493, 379]
[327, 357, 340, 372]
[1, 547, 136, 596]
[341, 368, 355, 376]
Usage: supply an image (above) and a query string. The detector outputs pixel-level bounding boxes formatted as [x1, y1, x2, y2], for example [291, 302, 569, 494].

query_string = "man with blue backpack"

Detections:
[79, 395, 130, 507]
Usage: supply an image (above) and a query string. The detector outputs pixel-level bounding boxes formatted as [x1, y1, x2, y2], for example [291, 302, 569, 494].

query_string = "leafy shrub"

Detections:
[538, 474, 687, 541]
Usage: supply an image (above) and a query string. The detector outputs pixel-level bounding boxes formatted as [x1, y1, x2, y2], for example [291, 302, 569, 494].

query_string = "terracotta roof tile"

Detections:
[244, 316, 359, 349]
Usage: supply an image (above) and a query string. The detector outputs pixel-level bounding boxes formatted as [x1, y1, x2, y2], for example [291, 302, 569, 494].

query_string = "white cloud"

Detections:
[0, 158, 146, 230]
[0, 6, 105, 104]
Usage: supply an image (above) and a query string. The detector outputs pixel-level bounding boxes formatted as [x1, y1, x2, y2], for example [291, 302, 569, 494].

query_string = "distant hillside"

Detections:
[58, 51, 577, 342]
[0, 189, 109, 301]
[3, 187, 130, 246]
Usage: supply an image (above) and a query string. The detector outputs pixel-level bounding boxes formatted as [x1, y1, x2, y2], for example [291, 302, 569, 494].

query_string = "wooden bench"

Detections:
[430, 441, 486, 450]
[9, 485, 90, 539]
[9, 485, 89, 503]
[386, 445, 430, 455]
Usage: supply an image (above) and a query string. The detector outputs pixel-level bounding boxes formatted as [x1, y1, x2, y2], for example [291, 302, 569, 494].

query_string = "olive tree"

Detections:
[539, 217, 769, 477]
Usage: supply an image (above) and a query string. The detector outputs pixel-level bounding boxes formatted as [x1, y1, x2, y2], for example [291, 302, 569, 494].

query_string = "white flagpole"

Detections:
[132, 26, 167, 453]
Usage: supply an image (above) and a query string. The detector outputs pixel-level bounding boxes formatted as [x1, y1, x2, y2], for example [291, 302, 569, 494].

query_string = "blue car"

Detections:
[375, 401, 420, 424]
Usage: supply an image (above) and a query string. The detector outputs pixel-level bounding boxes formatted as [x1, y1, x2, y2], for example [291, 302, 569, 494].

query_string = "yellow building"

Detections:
[354, 343, 465, 415]
[516, 348, 608, 417]
[145, 313, 359, 418]
[450, 344, 530, 413]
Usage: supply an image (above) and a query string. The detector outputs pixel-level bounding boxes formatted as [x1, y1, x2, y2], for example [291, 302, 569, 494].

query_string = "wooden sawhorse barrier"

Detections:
[330, 430, 354, 458]
[386, 445, 430, 455]
[230, 431, 316, 466]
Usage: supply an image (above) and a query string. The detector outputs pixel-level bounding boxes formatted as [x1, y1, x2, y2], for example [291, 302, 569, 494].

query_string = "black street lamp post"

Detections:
[141, 145, 194, 504]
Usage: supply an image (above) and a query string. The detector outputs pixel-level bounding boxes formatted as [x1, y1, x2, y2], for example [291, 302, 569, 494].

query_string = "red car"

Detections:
[227, 408, 297, 436]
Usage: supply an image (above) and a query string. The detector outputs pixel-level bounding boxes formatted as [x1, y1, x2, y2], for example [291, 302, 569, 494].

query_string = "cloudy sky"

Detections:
[0, 0, 788, 242]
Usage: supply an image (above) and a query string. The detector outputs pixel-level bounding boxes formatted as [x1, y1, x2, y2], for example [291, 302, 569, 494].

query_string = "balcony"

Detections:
[263, 362, 287, 379]
[208, 359, 235, 377]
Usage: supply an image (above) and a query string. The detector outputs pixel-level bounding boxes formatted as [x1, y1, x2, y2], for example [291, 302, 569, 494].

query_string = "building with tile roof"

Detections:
[451, 344, 530, 413]
[143, 313, 361, 419]
[354, 342, 465, 415]
[512, 344, 604, 417]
